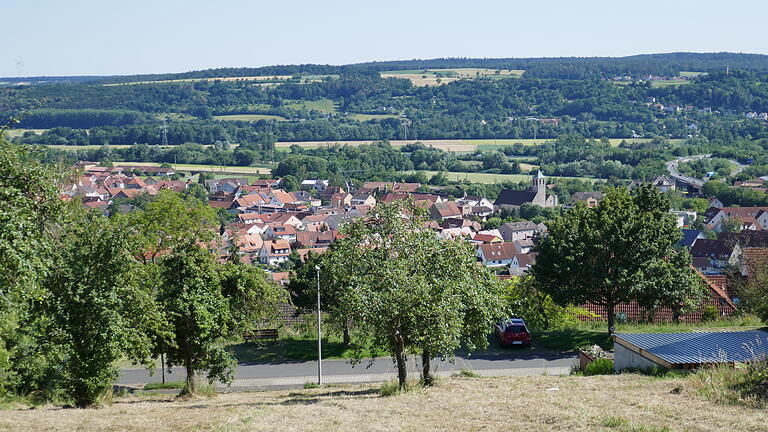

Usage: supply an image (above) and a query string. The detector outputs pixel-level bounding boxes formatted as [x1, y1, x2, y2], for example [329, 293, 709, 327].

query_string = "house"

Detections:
[651, 176, 675, 192]
[300, 179, 329, 193]
[705, 207, 768, 231]
[259, 240, 291, 266]
[571, 191, 603, 208]
[494, 171, 558, 210]
[472, 233, 503, 244]
[350, 193, 376, 207]
[265, 224, 297, 242]
[690, 239, 739, 274]
[362, 182, 421, 194]
[330, 192, 352, 207]
[499, 221, 540, 242]
[456, 195, 494, 215]
[509, 253, 536, 275]
[678, 229, 704, 249]
[429, 201, 462, 221]
[671, 210, 697, 228]
[477, 242, 518, 267]
[513, 238, 535, 254]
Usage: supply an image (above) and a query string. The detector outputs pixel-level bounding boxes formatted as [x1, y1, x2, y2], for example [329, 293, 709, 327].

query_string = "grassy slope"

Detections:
[3, 375, 763, 431]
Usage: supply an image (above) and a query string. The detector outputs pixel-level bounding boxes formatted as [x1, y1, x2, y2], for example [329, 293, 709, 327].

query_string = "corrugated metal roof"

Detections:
[614, 330, 768, 365]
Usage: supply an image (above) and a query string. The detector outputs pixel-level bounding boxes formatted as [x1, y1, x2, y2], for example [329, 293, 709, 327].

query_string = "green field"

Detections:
[112, 162, 272, 175]
[348, 113, 399, 121]
[679, 71, 706, 78]
[283, 98, 337, 112]
[404, 170, 599, 184]
[381, 68, 524, 87]
[650, 80, 691, 88]
[213, 114, 287, 122]
[2, 128, 48, 138]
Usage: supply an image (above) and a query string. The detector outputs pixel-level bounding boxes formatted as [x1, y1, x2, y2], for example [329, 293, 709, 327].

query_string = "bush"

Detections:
[701, 305, 719, 322]
[585, 358, 614, 376]
[453, 369, 480, 378]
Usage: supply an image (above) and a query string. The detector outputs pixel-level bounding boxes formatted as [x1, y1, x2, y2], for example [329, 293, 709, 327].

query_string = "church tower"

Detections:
[532, 170, 547, 191]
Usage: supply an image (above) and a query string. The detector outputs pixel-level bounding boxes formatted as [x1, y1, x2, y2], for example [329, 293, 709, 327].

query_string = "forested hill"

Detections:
[4, 52, 768, 85]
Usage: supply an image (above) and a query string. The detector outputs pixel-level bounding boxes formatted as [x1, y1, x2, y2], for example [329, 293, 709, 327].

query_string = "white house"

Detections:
[477, 242, 518, 267]
[259, 240, 291, 266]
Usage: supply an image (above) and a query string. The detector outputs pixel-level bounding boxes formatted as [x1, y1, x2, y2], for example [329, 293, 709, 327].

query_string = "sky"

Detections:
[3, 0, 767, 77]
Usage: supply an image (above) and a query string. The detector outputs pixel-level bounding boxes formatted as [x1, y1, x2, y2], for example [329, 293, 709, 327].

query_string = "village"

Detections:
[59, 161, 768, 327]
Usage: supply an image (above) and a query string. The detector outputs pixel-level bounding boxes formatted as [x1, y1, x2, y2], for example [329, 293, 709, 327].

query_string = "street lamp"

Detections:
[315, 265, 322, 385]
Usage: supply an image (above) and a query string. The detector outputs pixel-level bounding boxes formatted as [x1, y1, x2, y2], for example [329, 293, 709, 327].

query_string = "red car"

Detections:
[495, 318, 532, 347]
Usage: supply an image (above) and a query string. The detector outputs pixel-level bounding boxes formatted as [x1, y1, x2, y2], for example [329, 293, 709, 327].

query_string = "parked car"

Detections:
[495, 318, 532, 347]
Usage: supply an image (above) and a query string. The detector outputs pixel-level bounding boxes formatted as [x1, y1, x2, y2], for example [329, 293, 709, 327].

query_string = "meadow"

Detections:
[2, 374, 763, 431]
[381, 68, 524, 86]
[213, 114, 287, 122]
[111, 162, 272, 175]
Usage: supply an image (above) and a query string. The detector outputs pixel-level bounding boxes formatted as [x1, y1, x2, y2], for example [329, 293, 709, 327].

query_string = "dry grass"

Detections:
[2, 374, 763, 431]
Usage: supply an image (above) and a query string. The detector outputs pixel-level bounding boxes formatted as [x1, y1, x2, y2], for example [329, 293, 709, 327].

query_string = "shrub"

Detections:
[453, 369, 480, 378]
[303, 381, 320, 389]
[585, 358, 614, 376]
[701, 305, 719, 322]
[143, 381, 184, 390]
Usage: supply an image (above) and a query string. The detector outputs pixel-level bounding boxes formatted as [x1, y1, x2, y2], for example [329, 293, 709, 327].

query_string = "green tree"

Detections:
[157, 241, 233, 395]
[0, 136, 64, 395]
[531, 186, 696, 335]
[115, 190, 218, 264]
[45, 215, 161, 407]
[327, 200, 505, 387]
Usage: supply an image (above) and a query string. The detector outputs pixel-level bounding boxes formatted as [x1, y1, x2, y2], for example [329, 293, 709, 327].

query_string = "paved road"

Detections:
[118, 350, 576, 390]
[665, 154, 746, 190]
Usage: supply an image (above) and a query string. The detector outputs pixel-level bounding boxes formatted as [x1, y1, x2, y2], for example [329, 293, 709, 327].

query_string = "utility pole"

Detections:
[315, 265, 322, 385]
[159, 117, 169, 146]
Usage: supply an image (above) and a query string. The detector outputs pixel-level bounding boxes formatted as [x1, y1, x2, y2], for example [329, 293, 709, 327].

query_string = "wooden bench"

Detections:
[243, 328, 279, 345]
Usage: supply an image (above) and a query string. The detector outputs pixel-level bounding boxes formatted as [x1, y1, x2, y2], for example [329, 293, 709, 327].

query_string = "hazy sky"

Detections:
[4, 0, 767, 77]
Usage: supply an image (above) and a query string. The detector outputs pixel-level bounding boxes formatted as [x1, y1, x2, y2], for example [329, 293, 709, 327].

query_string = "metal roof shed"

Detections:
[613, 330, 768, 372]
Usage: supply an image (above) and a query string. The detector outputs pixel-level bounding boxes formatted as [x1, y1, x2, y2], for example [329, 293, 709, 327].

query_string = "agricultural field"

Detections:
[275, 138, 676, 153]
[348, 113, 399, 121]
[213, 114, 287, 122]
[381, 68, 524, 87]
[679, 71, 707, 78]
[282, 98, 337, 113]
[2, 128, 47, 138]
[111, 162, 272, 175]
[404, 170, 599, 184]
[650, 79, 692, 88]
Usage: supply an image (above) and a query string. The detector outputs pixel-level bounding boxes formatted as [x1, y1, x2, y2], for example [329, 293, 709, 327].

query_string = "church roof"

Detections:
[494, 189, 538, 206]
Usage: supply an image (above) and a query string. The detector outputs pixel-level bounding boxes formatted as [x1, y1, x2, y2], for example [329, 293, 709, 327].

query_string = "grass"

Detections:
[403, 170, 600, 184]
[650, 80, 691, 88]
[143, 381, 184, 390]
[229, 330, 385, 363]
[380, 68, 524, 86]
[213, 114, 287, 122]
[2, 128, 47, 138]
[689, 360, 768, 409]
[110, 162, 272, 175]
[348, 113, 399, 121]
[282, 98, 337, 113]
[3, 374, 763, 431]
[534, 316, 765, 352]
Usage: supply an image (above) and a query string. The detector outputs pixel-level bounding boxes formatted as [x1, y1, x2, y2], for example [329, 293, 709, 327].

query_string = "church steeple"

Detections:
[533, 170, 546, 191]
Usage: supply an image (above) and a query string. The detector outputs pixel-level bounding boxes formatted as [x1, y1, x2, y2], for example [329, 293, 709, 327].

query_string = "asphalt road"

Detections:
[665, 154, 746, 190]
[118, 350, 576, 389]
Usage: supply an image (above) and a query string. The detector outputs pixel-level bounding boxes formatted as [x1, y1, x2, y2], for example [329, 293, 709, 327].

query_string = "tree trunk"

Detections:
[393, 333, 407, 388]
[607, 304, 616, 336]
[421, 351, 433, 386]
[183, 354, 196, 395]
[343, 322, 351, 347]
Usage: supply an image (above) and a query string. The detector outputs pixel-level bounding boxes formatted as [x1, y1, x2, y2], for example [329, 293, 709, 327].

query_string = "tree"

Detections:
[157, 241, 233, 395]
[0, 136, 64, 395]
[115, 190, 218, 264]
[156, 241, 287, 395]
[45, 215, 160, 407]
[530, 186, 697, 335]
[326, 200, 505, 387]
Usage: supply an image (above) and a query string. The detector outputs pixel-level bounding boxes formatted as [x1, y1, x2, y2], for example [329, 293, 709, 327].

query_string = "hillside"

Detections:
[1, 375, 763, 431]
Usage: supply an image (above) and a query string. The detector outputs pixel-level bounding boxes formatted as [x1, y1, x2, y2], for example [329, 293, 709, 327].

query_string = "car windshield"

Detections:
[504, 326, 525, 333]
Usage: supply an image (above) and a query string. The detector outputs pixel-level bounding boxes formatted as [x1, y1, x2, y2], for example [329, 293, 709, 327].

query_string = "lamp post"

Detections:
[315, 265, 322, 385]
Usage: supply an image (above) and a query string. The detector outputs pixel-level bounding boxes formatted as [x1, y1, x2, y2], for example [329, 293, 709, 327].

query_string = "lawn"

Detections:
[2, 128, 47, 138]
[534, 316, 765, 352]
[213, 114, 287, 122]
[3, 374, 763, 431]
